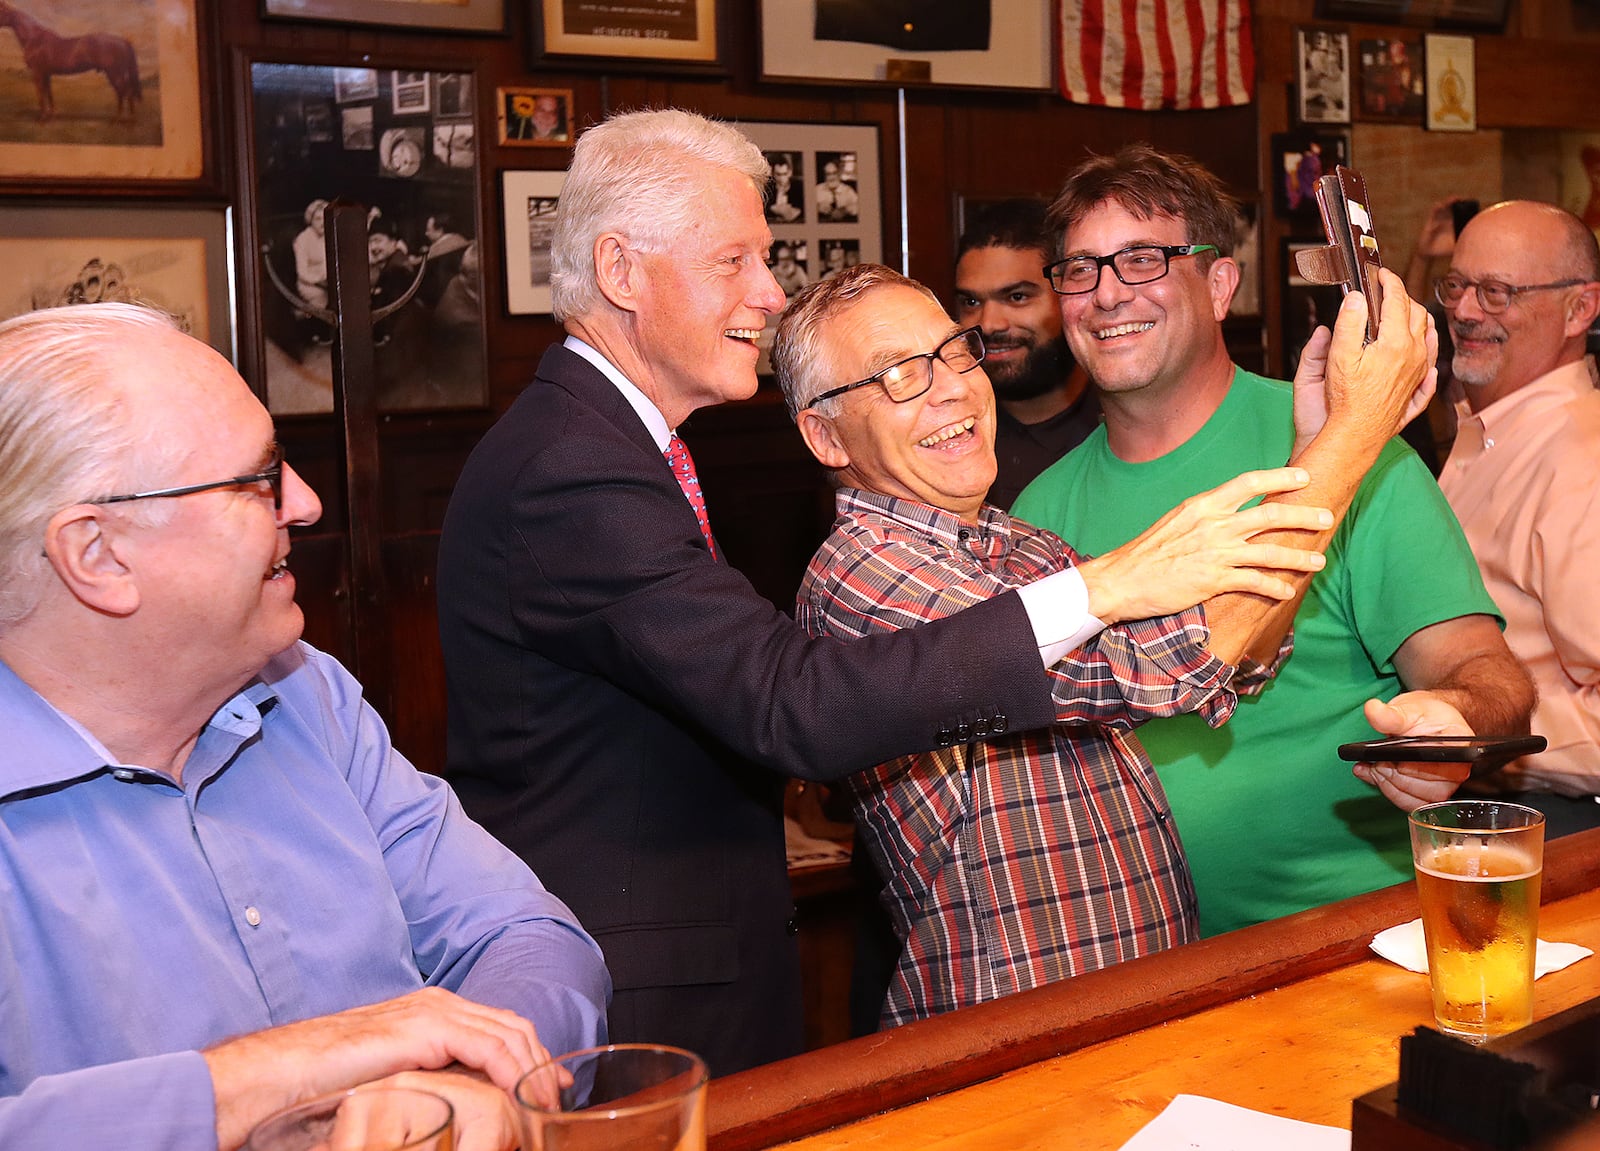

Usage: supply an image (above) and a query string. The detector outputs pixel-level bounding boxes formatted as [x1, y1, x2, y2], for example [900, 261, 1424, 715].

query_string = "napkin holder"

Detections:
[1351, 993, 1600, 1150]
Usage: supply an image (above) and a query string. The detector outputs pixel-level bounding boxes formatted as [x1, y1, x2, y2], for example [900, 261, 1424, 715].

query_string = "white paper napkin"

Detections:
[1370, 918, 1593, 978]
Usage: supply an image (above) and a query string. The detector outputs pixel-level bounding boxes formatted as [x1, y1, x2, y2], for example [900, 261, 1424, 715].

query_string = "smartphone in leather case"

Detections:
[1293, 165, 1384, 342]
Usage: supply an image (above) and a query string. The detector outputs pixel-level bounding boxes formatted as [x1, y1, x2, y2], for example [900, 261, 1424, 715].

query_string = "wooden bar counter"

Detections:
[710, 827, 1600, 1151]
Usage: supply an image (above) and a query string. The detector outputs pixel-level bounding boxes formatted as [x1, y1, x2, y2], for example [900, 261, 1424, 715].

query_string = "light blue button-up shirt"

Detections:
[0, 642, 610, 1151]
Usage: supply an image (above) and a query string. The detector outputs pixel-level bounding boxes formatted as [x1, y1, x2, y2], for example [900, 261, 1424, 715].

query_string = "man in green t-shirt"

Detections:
[1014, 145, 1536, 936]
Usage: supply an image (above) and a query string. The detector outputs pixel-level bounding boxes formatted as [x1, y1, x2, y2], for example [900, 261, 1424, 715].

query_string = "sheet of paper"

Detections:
[1117, 1094, 1350, 1151]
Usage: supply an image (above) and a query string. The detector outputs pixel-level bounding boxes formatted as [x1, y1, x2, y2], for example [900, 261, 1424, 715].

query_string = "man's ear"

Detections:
[593, 233, 644, 314]
[1563, 282, 1600, 340]
[1207, 255, 1241, 322]
[43, 506, 140, 617]
[796, 408, 852, 471]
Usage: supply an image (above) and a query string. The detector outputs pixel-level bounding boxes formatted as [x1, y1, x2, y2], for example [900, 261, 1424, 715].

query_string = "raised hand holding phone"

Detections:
[1294, 165, 1385, 342]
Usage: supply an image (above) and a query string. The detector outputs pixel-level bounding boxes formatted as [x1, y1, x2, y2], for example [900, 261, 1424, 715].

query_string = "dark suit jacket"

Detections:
[437, 344, 1055, 1075]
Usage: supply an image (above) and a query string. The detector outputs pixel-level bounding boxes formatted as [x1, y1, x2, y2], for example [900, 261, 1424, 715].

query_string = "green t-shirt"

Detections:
[1013, 369, 1500, 936]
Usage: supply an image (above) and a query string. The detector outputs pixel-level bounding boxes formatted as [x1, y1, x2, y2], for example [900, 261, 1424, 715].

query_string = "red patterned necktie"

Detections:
[664, 434, 717, 560]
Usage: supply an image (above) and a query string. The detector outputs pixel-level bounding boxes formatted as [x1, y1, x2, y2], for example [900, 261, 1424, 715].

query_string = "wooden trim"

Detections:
[708, 828, 1600, 1151]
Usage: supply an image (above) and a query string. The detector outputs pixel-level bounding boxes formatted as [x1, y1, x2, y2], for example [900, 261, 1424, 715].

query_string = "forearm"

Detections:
[1, 1052, 219, 1151]
[1420, 647, 1537, 737]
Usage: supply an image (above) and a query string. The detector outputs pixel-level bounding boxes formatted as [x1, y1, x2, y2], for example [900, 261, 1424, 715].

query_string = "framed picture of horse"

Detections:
[0, 0, 208, 190]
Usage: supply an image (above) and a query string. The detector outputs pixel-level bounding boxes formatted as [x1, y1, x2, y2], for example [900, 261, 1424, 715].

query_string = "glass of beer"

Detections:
[1408, 800, 1545, 1043]
[515, 1044, 707, 1151]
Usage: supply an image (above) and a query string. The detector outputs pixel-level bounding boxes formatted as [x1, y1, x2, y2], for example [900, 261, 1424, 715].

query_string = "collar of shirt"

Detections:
[835, 487, 1016, 562]
[1452, 357, 1597, 449]
[0, 656, 279, 800]
[564, 334, 672, 451]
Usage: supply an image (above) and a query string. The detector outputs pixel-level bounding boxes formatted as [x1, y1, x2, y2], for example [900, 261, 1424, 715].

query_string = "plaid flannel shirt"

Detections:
[797, 488, 1275, 1027]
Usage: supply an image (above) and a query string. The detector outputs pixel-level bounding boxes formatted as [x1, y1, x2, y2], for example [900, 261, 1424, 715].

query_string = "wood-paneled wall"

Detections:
[212, 0, 1600, 776]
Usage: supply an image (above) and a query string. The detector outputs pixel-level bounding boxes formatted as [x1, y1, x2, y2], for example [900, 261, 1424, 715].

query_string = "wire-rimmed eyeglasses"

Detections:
[804, 327, 986, 409]
[1433, 274, 1588, 315]
[90, 447, 284, 511]
[1044, 243, 1218, 296]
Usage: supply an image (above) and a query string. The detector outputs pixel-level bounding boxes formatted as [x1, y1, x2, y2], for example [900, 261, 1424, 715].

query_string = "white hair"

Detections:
[549, 108, 770, 322]
[0, 303, 183, 627]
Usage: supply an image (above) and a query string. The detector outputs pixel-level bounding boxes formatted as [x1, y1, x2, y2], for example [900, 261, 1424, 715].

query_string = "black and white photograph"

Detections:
[247, 61, 485, 414]
[815, 151, 860, 223]
[764, 151, 805, 224]
[767, 239, 809, 299]
[502, 169, 566, 315]
[333, 67, 378, 103]
[391, 70, 430, 115]
[817, 238, 861, 280]
[1296, 28, 1350, 125]
[434, 72, 473, 121]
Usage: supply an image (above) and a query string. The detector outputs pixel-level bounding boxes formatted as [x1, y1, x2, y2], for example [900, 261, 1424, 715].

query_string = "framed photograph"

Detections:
[0, 203, 234, 361]
[533, 0, 721, 73]
[1282, 238, 1346, 378]
[1425, 34, 1476, 132]
[241, 60, 487, 416]
[1230, 202, 1262, 318]
[497, 87, 572, 147]
[390, 70, 430, 116]
[262, 0, 503, 33]
[0, 0, 206, 189]
[1357, 36, 1424, 120]
[760, 0, 1052, 90]
[1314, 0, 1509, 32]
[736, 121, 883, 372]
[1297, 28, 1351, 124]
[1271, 130, 1351, 218]
[434, 72, 473, 121]
[501, 169, 564, 315]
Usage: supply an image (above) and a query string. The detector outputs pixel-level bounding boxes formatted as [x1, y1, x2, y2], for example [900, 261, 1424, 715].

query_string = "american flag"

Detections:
[1059, 0, 1255, 111]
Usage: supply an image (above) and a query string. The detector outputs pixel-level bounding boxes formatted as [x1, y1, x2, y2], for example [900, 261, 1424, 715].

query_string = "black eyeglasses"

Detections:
[1433, 274, 1588, 315]
[91, 447, 284, 511]
[1044, 243, 1218, 296]
[805, 327, 986, 409]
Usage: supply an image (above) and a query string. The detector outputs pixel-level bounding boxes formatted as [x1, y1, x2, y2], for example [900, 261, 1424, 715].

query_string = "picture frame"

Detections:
[532, 0, 722, 73]
[1313, 0, 1509, 33]
[496, 87, 572, 148]
[1296, 27, 1351, 125]
[1282, 238, 1346, 378]
[1357, 35, 1424, 121]
[262, 0, 504, 34]
[0, 203, 234, 361]
[1270, 130, 1351, 218]
[239, 58, 488, 416]
[736, 121, 883, 373]
[1230, 202, 1262, 318]
[760, 0, 1052, 91]
[0, 0, 208, 190]
[1425, 34, 1476, 132]
[500, 169, 565, 316]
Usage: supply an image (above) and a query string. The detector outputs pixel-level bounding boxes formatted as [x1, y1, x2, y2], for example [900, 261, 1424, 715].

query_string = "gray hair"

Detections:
[0, 303, 182, 627]
[549, 108, 769, 322]
[772, 264, 941, 420]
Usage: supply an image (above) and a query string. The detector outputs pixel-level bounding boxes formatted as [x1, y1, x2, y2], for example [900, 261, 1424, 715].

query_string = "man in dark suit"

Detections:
[435, 109, 1329, 1076]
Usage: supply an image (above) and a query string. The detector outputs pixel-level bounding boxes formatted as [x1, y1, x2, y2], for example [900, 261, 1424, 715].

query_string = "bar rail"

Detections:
[708, 827, 1600, 1151]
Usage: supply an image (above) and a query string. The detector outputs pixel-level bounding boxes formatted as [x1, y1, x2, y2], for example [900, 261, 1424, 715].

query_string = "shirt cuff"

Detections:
[1017, 567, 1107, 668]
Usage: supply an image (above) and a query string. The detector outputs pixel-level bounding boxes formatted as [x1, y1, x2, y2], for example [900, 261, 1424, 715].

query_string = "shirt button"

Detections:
[112, 769, 136, 782]
[1484, 436, 1495, 448]
[785, 918, 799, 936]
[244, 906, 262, 927]
[955, 722, 972, 741]
[935, 727, 954, 746]
[973, 719, 991, 737]
[991, 713, 1008, 734]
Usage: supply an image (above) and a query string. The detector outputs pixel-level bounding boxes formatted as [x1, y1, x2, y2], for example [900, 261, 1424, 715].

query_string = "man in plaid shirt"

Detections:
[771, 263, 1464, 1026]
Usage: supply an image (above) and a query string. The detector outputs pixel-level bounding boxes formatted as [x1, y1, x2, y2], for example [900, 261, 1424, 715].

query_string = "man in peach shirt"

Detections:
[1436, 201, 1600, 832]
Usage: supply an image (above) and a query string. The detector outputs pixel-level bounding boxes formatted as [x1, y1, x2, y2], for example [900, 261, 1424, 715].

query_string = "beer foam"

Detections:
[1416, 841, 1539, 883]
